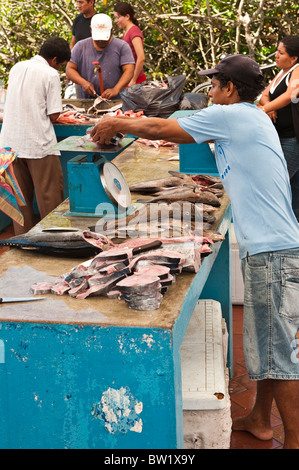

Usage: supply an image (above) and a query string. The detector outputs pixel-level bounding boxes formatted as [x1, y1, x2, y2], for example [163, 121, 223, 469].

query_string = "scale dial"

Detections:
[100, 161, 131, 210]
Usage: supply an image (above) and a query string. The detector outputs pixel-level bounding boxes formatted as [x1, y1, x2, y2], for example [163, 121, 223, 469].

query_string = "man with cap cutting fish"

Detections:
[91, 54, 299, 449]
[66, 13, 135, 99]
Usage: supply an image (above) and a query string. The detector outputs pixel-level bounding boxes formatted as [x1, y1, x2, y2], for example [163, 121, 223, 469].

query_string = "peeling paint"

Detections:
[10, 347, 29, 363]
[117, 333, 156, 354]
[117, 336, 142, 354]
[91, 386, 143, 435]
[0, 339, 4, 363]
[142, 334, 155, 348]
[33, 393, 43, 407]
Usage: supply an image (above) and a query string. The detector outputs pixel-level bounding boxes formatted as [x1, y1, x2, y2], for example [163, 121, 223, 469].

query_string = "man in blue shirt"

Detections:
[91, 54, 299, 449]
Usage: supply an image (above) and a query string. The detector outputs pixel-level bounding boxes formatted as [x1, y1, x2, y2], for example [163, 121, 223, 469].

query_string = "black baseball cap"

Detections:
[198, 54, 263, 88]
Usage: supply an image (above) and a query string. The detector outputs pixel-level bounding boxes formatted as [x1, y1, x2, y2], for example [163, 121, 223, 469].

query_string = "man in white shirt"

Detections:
[0, 37, 71, 235]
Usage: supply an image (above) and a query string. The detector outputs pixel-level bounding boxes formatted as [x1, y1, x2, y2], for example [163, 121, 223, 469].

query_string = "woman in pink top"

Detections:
[113, 2, 146, 85]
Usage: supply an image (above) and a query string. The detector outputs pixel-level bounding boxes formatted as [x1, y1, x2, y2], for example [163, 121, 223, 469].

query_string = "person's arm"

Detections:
[47, 74, 63, 123]
[49, 112, 60, 123]
[101, 63, 134, 99]
[259, 82, 277, 122]
[129, 36, 145, 86]
[90, 115, 195, 145]
[70, 35, 76, 50]
[66, 61, 96, 96]
[259, 83, 272, 106]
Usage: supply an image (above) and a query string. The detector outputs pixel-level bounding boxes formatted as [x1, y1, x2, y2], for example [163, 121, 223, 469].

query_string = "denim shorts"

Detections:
[241, 247, 299, 380]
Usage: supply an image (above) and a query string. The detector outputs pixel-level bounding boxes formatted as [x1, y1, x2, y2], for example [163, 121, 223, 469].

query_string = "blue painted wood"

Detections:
[0, 220, 231, 448]
[0, 201, 232, 449]
[54, 123, 90, 139]
[0, 323, 180, 449]
[179, 142, 218, 175]
[67, 154, 114, 215]
[169, 110, 219, 176]
[55, 123, 92, 201]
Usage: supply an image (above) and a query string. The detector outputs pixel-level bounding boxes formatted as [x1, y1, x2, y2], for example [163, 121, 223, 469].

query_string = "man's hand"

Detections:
[267, 110, 277, 123]
[90, 115, 119, 145]
[101, 88, 117, 99]
[66, 62, 96, 97]
[81, 81, 96, 97]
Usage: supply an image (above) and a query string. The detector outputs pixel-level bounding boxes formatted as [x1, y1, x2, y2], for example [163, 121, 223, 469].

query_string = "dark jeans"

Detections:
[281, 137, 299, 222]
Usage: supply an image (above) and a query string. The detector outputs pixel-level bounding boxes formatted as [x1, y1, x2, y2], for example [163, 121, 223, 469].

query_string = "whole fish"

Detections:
[136, 189, 221, 206]
[151, 185, 195, 196]
[149, 185, 223, 199]
[166, 172, 223, 195]
[0, 228, 112, 258]
[129, 176, 193, 193]
[129, 171, 223, 196]
[191, 173, 223, 188]
[194, 186, 224, 198]
[93, 200, 219, 239]
[167, 171, 195, 183]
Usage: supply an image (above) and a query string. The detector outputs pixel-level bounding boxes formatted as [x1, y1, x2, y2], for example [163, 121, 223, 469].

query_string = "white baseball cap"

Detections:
[91, 14, 112, 41]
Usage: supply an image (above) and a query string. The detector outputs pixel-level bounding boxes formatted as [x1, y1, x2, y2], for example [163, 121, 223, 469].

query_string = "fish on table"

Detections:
[0, 228, 113, 257]
[129, 171, 223, 206]
[137, 189, 221, 206]
[129, 171, 223, 194]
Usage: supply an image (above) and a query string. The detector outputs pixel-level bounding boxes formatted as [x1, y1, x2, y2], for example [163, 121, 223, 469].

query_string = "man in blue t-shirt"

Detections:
[90, 54, 299, 449]
[66, 13, 134, 99]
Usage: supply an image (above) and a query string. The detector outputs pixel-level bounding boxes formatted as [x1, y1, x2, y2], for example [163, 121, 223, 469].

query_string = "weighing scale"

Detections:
[53, 135, 136, 218]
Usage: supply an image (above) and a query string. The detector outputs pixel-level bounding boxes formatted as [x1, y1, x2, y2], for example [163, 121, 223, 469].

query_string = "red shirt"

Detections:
[123, 25, 146, 83]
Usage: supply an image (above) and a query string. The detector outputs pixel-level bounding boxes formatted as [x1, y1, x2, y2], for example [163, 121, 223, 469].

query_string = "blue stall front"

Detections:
[0, 140, 232, 449]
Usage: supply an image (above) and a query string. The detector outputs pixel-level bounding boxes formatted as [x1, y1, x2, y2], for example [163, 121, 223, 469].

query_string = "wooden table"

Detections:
[0, 141, 232, 449]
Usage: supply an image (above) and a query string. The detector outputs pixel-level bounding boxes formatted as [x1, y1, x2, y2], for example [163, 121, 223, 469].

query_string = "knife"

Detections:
[131, 240, 162, 255]
[0, 297, 45, 304]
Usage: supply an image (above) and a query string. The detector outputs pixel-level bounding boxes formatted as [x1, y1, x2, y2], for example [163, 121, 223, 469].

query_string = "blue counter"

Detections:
[0, 142, 232, 449]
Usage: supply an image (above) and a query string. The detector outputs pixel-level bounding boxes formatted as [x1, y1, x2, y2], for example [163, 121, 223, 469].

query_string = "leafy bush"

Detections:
[0, 0, 298, 91]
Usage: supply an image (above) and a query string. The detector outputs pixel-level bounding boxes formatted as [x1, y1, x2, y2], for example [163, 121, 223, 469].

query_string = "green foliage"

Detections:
[0, 0, 76, 86]
[0, 0, 298, 91]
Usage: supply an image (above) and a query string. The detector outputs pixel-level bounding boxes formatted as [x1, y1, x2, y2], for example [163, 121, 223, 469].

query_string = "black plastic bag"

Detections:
[120, 75, 186, 118]
[179, 93, 209, 111]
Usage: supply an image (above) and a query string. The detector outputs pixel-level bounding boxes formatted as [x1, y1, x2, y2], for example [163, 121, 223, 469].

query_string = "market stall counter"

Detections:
[0, 141, 232, 449]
